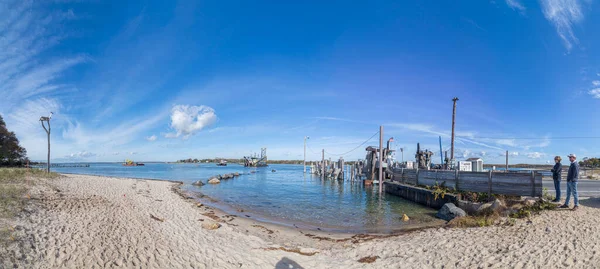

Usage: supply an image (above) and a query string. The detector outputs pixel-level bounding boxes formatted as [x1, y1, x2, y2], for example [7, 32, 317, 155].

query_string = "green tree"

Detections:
[0, 115, 28, 166]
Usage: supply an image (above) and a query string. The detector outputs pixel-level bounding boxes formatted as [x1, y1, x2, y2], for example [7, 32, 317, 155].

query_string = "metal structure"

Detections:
[438, 136, 443, 165]
[39, 112, 53, 173]
[362, 135, 395, 184]
[243, 148, 268, 167]
[415, 143, 433, 169]
[379, 126, 383, 193]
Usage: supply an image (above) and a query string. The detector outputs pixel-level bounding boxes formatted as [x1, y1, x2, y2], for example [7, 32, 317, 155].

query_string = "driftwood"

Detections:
[150, 214, 165, 222]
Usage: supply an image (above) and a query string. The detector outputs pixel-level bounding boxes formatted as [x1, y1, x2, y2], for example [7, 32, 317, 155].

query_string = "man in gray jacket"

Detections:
[560, 154, 580, 210]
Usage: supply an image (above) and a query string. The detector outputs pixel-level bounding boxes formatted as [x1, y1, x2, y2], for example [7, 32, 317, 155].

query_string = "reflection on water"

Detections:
[53, 163, 439, 232]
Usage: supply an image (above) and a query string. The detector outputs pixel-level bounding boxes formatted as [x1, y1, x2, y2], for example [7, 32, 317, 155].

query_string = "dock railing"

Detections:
[390, 168, 542, 197]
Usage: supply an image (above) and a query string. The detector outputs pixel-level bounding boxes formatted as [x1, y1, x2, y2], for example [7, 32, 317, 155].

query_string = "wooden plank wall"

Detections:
[391, 168, 543, 197]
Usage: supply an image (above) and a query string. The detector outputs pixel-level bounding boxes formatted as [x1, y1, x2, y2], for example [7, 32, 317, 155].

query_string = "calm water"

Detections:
[52, 163, 439, 232]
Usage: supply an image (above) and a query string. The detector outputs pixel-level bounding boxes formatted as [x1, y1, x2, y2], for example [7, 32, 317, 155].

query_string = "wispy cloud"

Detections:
[592, 80, 600, 86]
[61, 109, 168, 147]
[495, 139, 516, 147]
[589, 89, 600, 99]
[315, 117, 370, 124]
[461, 17, 487, 31]
[505, 0, 526, 12]
[539, 0, 585, 51]
[527, 152, 546, 159]
[387, 123, 504, 151]
[0, 1, 84, 111]
[66, 151, 96, 159]
[146, 135, 157, 142]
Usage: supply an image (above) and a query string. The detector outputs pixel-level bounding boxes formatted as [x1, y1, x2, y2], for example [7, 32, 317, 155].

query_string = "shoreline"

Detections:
[59, 172, 446, 235]
[7, 172, 600, 268]
[179, 185, 446, 235]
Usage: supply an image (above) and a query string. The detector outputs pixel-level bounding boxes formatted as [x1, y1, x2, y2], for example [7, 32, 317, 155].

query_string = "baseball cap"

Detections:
[567, 153, 577, 158]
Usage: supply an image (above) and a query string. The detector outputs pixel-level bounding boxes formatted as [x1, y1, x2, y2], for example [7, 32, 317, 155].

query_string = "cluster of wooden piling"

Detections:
[309, 158, 366, 183]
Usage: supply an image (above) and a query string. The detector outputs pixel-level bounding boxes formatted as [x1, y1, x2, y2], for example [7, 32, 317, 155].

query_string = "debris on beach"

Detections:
[252, 224, 275, 234]
[201, 221, 221, 230]
[262, 246, 318, 256]
[150, 214, 165, 222]
[358, 256, 379, 263]
[195, 202, 203, 207]
[402, 214, 410, 222]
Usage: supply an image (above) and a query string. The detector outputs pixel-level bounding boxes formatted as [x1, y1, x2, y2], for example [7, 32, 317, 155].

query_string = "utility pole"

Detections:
[450, 97, 459, 168]
[303, 136, 309, 173]
[379, 125, 384, 194]
[39, 112, 53, 173]
[401, 148, 404, 163]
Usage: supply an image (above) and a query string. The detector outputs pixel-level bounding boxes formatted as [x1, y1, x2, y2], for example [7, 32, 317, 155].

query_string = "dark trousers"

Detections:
[553, 179, 561, 200]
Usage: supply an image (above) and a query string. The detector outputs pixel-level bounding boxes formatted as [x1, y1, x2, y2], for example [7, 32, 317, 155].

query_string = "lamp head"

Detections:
[49, 112, 53, 119]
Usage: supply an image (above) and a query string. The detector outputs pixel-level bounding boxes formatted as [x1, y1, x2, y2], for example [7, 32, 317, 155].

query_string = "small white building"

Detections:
[466, 158, 484, 172]
[458, 161, 472, 172]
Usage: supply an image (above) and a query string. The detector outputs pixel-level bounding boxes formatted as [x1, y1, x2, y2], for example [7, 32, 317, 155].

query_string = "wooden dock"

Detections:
[31, 163, 91, 168]
[390, 168, 543, 197]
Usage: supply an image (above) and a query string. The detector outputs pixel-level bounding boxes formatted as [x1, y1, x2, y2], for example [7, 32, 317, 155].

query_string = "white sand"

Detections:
[4, 174, 600, 268]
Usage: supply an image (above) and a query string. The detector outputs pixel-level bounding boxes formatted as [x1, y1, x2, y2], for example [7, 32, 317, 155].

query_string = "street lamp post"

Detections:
[39, 112, 53, 173]
[303, 136, 310, 173]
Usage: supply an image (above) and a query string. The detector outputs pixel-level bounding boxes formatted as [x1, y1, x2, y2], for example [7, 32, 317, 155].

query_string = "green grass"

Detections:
[0, 168, 60, 246]
[510, 199, 558, 219]
[448, 214, 500, 228]
[0, 168, 60, 183]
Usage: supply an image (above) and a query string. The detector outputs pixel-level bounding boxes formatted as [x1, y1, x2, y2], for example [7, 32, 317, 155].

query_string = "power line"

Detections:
[305, 131, 381, 157]
[458, 136, 600, 140]
[323, 131, 380, 157]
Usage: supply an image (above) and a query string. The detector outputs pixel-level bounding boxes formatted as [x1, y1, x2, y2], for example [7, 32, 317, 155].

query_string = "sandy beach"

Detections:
[3, 174, 600, 268]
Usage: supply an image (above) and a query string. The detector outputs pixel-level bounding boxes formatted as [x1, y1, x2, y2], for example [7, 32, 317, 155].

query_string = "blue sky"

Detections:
[1, 0, 599, 164]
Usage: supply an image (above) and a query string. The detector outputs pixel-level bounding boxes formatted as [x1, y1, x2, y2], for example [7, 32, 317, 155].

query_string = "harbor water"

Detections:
[52, 163, 440, 232]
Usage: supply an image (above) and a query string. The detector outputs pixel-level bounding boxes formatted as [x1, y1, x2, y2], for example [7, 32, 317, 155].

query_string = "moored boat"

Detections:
[123, 159, 145, 166]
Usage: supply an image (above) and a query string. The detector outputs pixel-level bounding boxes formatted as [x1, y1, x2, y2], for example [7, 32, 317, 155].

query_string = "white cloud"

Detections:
[589, 89, 600, 99]
[166, 105, 217, 139]
[129, 152, 137, 155]
[146, 135, 157, 142]
[527, 152, 546, 159]
[539, 0, 585, 51]
[67, 151, 96, 159]
[499, 151, 520, 157]
[592, 80, 600, 86]
[505, 0, 526, 11]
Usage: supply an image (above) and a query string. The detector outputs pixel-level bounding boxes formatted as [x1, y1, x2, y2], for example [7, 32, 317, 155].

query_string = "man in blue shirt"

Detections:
[560, 154, 580, 210]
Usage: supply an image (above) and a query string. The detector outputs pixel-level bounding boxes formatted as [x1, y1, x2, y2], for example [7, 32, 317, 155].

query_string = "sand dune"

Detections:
[3, 174, 600, 268]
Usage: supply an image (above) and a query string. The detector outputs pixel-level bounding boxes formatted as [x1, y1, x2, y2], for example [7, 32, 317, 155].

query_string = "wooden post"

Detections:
[505, 150, 509, 173]
[40, 117, 51, 173]
[321, 149, 325, 179]
[450, 97, 459, 162]
[416, 168, 420, 186]
[531, 171, 536, 197]
[488, 170, 493, 201]
[379, 126, 384, 193]
[455, 169, 459, 191]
